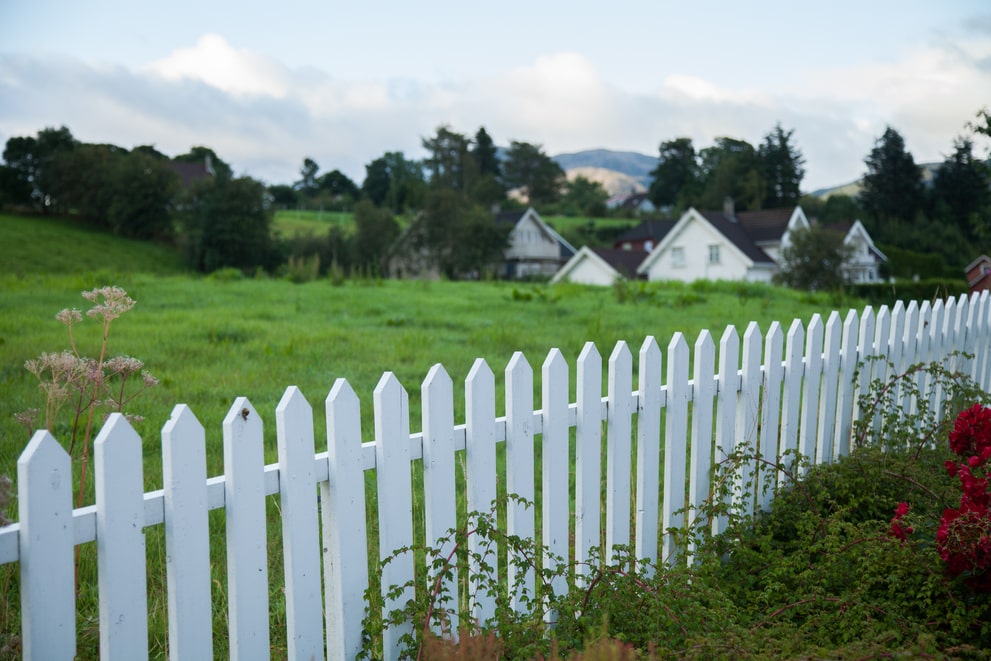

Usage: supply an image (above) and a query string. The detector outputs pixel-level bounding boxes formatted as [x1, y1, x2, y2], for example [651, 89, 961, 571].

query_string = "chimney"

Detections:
[723, 196, 735, 219]
[204, 153, 214, 176]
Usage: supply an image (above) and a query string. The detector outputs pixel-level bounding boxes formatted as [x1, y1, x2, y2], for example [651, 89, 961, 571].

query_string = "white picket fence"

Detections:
[2, 292, 991, 660]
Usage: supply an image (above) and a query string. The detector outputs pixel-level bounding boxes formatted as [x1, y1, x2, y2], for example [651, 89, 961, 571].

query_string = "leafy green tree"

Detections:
[799, 193, 866, 226]
[404, 189, 510, 279]
[106, 151, 179, 239]
[422, 125, 471, 192]
[2, 126, 76, 211]
[560, 176, 609, 217]
[174, 146, 233, 180]
[648, 137, 699, 210]
[932, 137, 990, 240]
[774, 224, 854, 291]
[758, 124, 805, 208]
[697, 137, 761, 211]
[472, 127, 501, 178]
[362, 157, 391, 206]
[859, 126, 923, 227]
[268, 184, 298, 208]
[469, 127, 506, 208]
[296, 157, 320, 197]
[361, 152, 425, 212]
[50, 143, 125, 222]
[502, 141, 565, 207]
[352, 200, 400, 275]
[318, 170, 360, 200]
[177, 175, 273, 273]
[132, 145, 169, 160]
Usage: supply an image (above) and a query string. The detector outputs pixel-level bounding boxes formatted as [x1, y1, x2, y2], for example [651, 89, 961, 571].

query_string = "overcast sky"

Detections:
[1, 1, 989, 192]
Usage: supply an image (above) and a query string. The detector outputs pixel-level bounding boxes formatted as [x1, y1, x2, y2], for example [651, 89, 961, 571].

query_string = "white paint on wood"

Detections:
[374, 373, 415, 660]
[542, 349, 570, 601]
[779, 320, 803, 480]
[714, 326, 740, 535]
[505, 353, 535, 609]
[276, 386, 324, 660]
[799, 316, 823, 472]
[575, 342, 603, 579]
[606, 342, 633, 563]
[466, 359, 498, 623]
[662, 333, 689, 563]
[738, 323, 763, 517]
[835, 310, 860, 458]
[161, 405, 213, 659]
[18, 432, 76, 660]
[688, 330, 715, 561]
[223, 397, 270, 659]
[759, 323, 783, 511]
[819, 312, 842, 464]
[324, 379, 369, 661]
[635, 337, 662, 565]
[95, 414, 149, 660]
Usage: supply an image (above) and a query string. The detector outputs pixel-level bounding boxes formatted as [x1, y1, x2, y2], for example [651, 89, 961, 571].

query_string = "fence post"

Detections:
[662, 333, 689, 563]
[276, 387, 324, 659]
[223, 397, 270, 660]
[575, 342, 603, 581]
[606, 342, 633, 564]
[374, 373, 414, 661]
[95, 414, 148, 660]
[162, 405, 213, 659]
[18, 432, 75, 660]
[325, 379, 369, 661]
[635, 336, 661, 565]
[466, 359, 498, 623]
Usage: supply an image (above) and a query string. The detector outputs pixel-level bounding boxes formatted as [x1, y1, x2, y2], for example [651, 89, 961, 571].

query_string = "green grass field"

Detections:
[272, 208, 357, 237]
[0, 212, 866, 657]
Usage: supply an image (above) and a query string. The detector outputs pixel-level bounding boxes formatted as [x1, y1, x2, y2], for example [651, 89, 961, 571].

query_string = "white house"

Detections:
[550, 246, 647, 286]
[499, 207, 576, 279]
[835, 220, 887, 283]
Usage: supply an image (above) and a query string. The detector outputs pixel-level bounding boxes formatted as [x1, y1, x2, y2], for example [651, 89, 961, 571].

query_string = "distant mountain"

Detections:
[564, 166, 646, 197]
[553, 149, 658, 188]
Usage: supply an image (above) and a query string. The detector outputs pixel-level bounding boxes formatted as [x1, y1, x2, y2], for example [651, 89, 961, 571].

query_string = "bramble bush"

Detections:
[365, 355, 991, 660]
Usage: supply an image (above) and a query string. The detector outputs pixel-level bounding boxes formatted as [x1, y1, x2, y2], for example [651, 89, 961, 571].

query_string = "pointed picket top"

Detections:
[18, 430, 76, 660]
[506, 350, 532, 381]
[374, 372, 406, 412]
[223, 396, 262, 437]
[328, 377, 360, 421]
[162, 403, 203, 440]
[543, 347, 568, 382]
[609, 340, 632, 369]
[423, 362, 452, 395]
[277, 385, 312, 423]
[467, 357, 495, 393]
[578, 341, 601, 367]
[807, 313, 823, 342]
[576, 341, 603, 580]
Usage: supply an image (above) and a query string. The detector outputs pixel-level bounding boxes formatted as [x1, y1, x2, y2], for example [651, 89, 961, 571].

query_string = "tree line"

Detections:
[1, 112, 989, 280]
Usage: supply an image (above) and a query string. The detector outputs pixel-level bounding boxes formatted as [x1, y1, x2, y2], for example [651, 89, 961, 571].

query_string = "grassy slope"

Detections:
[0, 212, 866, 657]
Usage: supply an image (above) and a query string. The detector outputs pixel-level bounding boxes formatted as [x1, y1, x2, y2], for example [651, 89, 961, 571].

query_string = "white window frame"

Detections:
[671, 246, 685, 267]
[708, 244, 721, 264]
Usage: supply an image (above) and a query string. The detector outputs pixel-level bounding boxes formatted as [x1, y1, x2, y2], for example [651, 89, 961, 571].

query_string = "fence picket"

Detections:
[18, 432, 75, 660]
[606, 342, 633, 563]
[95, 414, 149, 660]
[421, 364, 459, 634]
[161, 405, 212, 659]
[504, 353, 535, 609]
[223, 397, 269, 659]
[819, 312, 842, 464]
[662, 334, 689, 563]
[542, 349, 570, 601]
[759, 323, 784, 511]
[688, 330, 715, 561]
[714, 326, 740, 535]
[738, 323, 763, 516]
[275, 387, 324, 659]
[575, 342, 603, 578]
[871, 306, 892, 438]
[635, 337, 662, 565]
[374, 373, 415, 660]
[835, 311, 860, 458]
[854, 307, 876, 425]
[780, 320, 804, 479]
[466, 359, 498, 622]
[799, 315, 824, 471]
[324, 379, 369, 661]
[901, 301, 920, 415]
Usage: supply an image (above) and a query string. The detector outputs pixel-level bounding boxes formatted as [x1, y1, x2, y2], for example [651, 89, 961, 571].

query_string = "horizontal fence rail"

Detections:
[2, 291, 990, 659]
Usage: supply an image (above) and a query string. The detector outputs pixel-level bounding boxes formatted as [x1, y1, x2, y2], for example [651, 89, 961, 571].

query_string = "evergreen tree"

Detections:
[697, 137, 761, 211]
[859, 126, 923, 227]
[422, 125, 470, 192]
[758, 124, 805, 208]
[502, 141, 565, 207]
[932, 137, 990, 240]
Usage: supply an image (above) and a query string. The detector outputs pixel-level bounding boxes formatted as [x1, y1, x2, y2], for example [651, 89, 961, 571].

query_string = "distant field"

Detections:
[272, 209, 356, 236]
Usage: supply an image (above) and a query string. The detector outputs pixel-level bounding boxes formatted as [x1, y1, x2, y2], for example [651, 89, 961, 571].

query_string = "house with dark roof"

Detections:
[167, 155, 215, 190]
[550, 246, 647, 285]
[497, 207, 576, 279]
[614, 219, 677, 253]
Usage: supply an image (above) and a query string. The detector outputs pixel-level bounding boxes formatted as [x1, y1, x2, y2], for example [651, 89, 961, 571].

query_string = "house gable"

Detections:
[966, 255, 991, 293]
[552, 246, 627, 285]
[840, 220, 886, 283]
[501, 207, 576, 279]
[636, 208, 769, 282]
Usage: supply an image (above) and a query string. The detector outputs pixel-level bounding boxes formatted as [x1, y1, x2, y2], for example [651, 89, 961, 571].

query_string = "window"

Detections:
[708, 244, 721, 264]
[671, 246, 685, 267]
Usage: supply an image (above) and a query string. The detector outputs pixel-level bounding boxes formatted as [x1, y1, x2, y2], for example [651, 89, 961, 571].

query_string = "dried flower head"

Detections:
[83, 286, 135, 322]
[55, 308, 83, 326]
